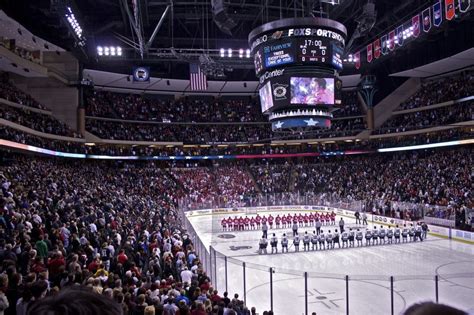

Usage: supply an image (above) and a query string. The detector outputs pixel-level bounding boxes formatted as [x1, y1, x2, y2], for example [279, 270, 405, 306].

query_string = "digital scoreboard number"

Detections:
[263, 41, 295, 68]
[297, 39, 330, 63]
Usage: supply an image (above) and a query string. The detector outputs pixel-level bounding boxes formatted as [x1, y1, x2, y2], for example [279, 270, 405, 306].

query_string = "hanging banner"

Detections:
[367, 43, 373, 63]
[396, 25, 404, 46]
[388, 31, 396, 51]
[459, 0, 471, 12]
[422, 8, 432, 32]
[445, 0, 455, 20]
[412, 14, 421, 37]
[355, 51, 361, 69]
[433, 1, 443, 26]
[381, 35, 388, 55]
[374, 39, 381, 59]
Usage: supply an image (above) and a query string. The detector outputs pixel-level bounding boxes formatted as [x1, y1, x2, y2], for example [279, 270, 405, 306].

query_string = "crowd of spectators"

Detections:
[398, 72, 474, 110]
[86, 90, 364, 123]
[249, 162, 293, 194]
[0, 80, 47, 110]
[86, 91, 264, 123]
[1, 124, 472, 158]
[333, 91, 364, 118]
[0, 144, 472, 314]
[0, 106, 81, 138]
[0, 157, 261, 315]
[85, 117, 366, 143]
[376, 103, 473, 134]
[171, 166, 257, 209]
[291, 148, 472, 220]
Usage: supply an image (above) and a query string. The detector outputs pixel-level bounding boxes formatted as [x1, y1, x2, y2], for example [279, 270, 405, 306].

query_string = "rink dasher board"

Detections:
[184, 205, 474, 244]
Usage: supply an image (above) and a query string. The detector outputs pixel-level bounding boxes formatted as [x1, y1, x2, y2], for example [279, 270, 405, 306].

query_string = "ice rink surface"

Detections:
[188, 211, 474, 315]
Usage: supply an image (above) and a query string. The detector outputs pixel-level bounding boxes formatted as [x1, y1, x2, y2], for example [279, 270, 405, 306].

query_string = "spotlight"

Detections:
[104, 47, 109, 55]
[97, 46, 103, 56]
[246, 49, 250, 58]
[239, 49, 243, 58]
[228, 48, 232, 58]
[220, 48, 225, 57]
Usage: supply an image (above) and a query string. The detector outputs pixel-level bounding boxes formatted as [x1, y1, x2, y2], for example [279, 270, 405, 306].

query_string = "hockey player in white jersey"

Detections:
[270, 233, 278, 254]
[326, 230, 333, 249]
[372, 226, 379, 245]
[318, 230, 326, 250]
[333, 229, 341, 249]
[341, 229, 349, 248]
[356, 229, 363, 247]
[402, 224, 409, 243]
[294, 233, 301, 252]
[394, 225, 401, 243]
[365, 228, 372, 246]
[311, 231, 318, 251]
[409, 224, 416, 242]
[414, 223, 423, 242]
[258, 235, 268, 254]
[387, 226, 394, 244]
[348, 228, 355, 247]
[379, 226, 386, 244]
[303, 231, 311, 251]
[281, 233, 289, 253]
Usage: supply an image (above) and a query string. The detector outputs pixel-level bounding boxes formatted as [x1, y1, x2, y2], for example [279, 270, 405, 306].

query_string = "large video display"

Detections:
[259, 81, 274, 113]
[290, 77, 334, 105]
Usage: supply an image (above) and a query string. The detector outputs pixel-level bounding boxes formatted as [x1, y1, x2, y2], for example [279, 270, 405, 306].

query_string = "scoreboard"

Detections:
[249, 17, 347, 131]
[249, 18, 347, 76]
[254, 38, 343, 74]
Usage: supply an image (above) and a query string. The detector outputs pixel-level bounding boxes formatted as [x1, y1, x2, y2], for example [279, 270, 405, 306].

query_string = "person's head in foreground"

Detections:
[27, 286, 123, 315]
[403, 302, 467, 315]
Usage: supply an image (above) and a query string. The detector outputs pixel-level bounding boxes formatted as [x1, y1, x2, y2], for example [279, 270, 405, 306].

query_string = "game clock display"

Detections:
[254, 38, 343, 74]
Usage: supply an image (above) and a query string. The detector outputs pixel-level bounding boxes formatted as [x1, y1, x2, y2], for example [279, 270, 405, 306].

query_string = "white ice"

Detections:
[187, 211, 474, 315]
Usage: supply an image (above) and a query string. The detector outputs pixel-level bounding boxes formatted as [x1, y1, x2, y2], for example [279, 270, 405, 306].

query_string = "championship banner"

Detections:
[388, 31, 395, 51]
[422, 8, 432, 32]
[367, 43, 373, 63]
[381, 35, 388, 55]
[445, 0, 455, 20]
[374, 39, 381, 59]
[396, 25, 404, 46]
[355, 51, 361, 69]
[433, 1, 443, 27]
[412, 14, 421, 37]
[459, 0, 471, 12]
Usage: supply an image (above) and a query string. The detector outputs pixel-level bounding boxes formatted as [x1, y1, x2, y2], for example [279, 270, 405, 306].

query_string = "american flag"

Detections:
[189, 63, 207, 91]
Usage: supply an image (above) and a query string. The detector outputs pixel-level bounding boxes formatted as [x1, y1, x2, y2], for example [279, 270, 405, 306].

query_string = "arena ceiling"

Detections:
[2, 0, 474, 80]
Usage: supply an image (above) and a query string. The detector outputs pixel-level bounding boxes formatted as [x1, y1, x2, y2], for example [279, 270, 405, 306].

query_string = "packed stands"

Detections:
[376, 102, 473, 134]
[398, 73, 474, 110]
[0, 80, 47, 110]
[0, 105, 81, 138]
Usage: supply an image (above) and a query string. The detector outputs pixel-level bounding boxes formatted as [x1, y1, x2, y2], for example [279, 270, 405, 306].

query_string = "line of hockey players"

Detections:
[258, 223, 428, 254]
[221, 212, 354, 231]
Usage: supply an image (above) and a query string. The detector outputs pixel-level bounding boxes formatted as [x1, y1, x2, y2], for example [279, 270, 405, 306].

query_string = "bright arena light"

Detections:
[97, 46, 122, 57]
